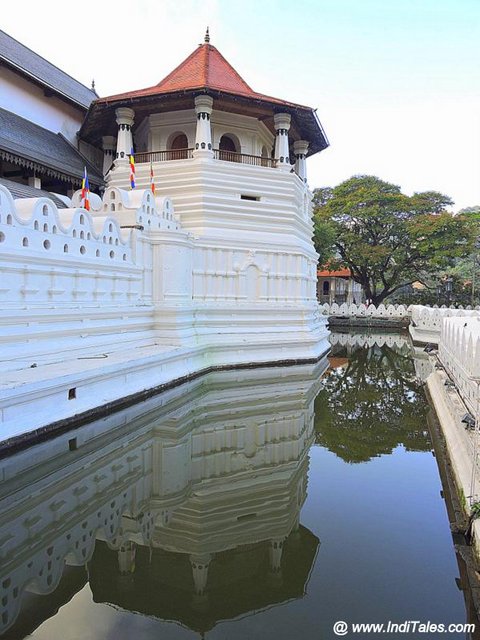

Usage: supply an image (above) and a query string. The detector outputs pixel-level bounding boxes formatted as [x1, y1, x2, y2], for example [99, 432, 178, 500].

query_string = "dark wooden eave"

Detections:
[80, 88, 329, 157]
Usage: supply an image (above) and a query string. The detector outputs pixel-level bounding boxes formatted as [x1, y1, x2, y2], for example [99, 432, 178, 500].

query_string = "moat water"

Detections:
[0, 332, 476, 639]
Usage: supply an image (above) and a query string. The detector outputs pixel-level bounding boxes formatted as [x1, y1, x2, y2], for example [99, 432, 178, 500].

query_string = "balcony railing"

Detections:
[214, 149, 277, 167]
[134, 149, 194, 163]
[134, 148, 278, 168]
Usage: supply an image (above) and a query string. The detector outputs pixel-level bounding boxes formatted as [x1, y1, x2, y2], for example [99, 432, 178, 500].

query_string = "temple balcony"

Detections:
[134, 148, 278, 169]
[107, 149, 314, 247]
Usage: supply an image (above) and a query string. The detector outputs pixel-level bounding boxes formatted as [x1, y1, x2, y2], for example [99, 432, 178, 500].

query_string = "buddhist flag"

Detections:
[150, 160, 155, 196]
[129, 148, 135, 189]
[81, 167, 90, 211]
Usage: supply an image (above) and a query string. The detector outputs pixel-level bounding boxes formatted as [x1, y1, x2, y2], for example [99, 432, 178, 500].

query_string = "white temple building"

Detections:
[0, 30, 330, 444]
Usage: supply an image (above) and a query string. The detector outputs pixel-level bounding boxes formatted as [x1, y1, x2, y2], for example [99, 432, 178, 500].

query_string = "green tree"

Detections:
[457, 205, 480, 216]
[315, 340, 430, 463]
[313, 175, 474, 305]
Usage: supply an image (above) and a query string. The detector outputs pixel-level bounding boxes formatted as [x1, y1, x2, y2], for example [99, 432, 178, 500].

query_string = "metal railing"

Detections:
[134, 148, 277, 168]
[134, 149, 194, 163]
[213, 149, 277, 167]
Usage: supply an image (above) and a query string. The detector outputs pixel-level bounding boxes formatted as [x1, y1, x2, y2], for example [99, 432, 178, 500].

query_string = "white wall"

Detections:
[0, 150, 330, 440]
[0, 66, 85, 143]
[438, 316, 480, 416]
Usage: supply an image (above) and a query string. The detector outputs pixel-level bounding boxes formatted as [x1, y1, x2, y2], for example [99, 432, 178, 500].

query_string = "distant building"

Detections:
[317, 267, 364, 304]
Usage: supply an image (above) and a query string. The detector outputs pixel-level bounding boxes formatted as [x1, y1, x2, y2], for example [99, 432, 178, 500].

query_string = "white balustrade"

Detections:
[438, 316, 480, 417]
[320, 302, 410, 319]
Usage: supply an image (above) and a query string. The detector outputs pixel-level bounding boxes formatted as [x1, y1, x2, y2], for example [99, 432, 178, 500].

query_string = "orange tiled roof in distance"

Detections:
[317, 267, 352, 277]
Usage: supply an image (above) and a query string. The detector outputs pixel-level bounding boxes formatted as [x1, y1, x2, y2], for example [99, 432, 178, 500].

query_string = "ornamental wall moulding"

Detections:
[0, 150, 84, 186]
[234, 250, 269, 273]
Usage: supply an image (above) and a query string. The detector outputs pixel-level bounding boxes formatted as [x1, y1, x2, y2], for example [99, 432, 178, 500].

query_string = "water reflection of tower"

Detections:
[90, 365, 325, 633]
[0, 361, 326, 637]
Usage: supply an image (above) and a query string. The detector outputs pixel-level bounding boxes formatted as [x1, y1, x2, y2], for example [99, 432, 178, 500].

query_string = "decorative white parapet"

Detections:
[438, 316, 480, 416]
[409, 305, 480, 345]
[321, 303, 480, 341]
[320, 302, 410, 319]
[0, 184, 134, 284]
[329, 331, 410, 352]
[426, 315, 480, 533]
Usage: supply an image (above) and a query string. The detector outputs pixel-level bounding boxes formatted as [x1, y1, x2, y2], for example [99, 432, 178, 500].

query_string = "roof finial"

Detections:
[204, 27, 210, 43]
[91, 78, 96, 91]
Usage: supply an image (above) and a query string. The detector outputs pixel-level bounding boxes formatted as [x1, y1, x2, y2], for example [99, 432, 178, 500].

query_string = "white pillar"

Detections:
[274, 113, 291, 171]
[115, 107, 135, 166]
[193, 95, 214, 158]
[102, 135, 116, 176]
[28, 176, 41, 189]
[269, 538, 285, 573]
[118, 541, 136, 575]
[347, 277, 354, 305]
[189, 553, 212, 595]
[294, 140, 309, 183]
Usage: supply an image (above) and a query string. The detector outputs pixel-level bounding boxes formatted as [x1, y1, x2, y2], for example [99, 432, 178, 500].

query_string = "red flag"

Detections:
[150, 160, 155, 196]
[81, 167, 90, 211]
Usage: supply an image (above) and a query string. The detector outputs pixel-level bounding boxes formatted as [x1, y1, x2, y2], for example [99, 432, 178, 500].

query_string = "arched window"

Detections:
[219, 134, 240, 161]
[168, 133, 188, 159]
[322, 281, 330, 296]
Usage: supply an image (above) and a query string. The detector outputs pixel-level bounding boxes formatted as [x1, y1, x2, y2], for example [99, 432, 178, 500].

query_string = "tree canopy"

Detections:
[315, 340, 430, 463]
[313, 175, 475, 305]
[458, 205, 480, 216]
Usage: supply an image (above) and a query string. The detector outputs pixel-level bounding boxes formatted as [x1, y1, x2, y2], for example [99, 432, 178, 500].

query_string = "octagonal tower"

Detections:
[80, 31, 330, 364]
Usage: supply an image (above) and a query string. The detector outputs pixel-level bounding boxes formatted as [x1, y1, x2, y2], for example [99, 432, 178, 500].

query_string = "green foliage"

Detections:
[313, 217, 336, 265]
[314, 337, 430, 463]
[312, 175, 475, 305]
[392, 273, 473, 307]
[458, 205, 480, 216]
[470, 501, 480, 519]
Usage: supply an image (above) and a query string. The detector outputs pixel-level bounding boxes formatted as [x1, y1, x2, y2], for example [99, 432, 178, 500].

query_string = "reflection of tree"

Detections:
[315, 341, 430, 463]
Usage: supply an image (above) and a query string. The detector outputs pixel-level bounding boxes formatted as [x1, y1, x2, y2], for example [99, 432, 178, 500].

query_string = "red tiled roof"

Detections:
[317, 267, 352, 277]
[95, 43, 311, 110]
[157, 43, 254, 94]
[327, 357, 350, 370]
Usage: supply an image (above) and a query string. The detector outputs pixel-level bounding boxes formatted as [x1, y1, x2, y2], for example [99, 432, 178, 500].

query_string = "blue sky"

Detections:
[4, 0, 479, 209]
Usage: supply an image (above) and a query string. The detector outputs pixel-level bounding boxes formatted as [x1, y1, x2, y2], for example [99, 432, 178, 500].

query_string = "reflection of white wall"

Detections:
[0, 66, 84, 143]
[0, 362, 325, 635]
[329, 331, 411, 352]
